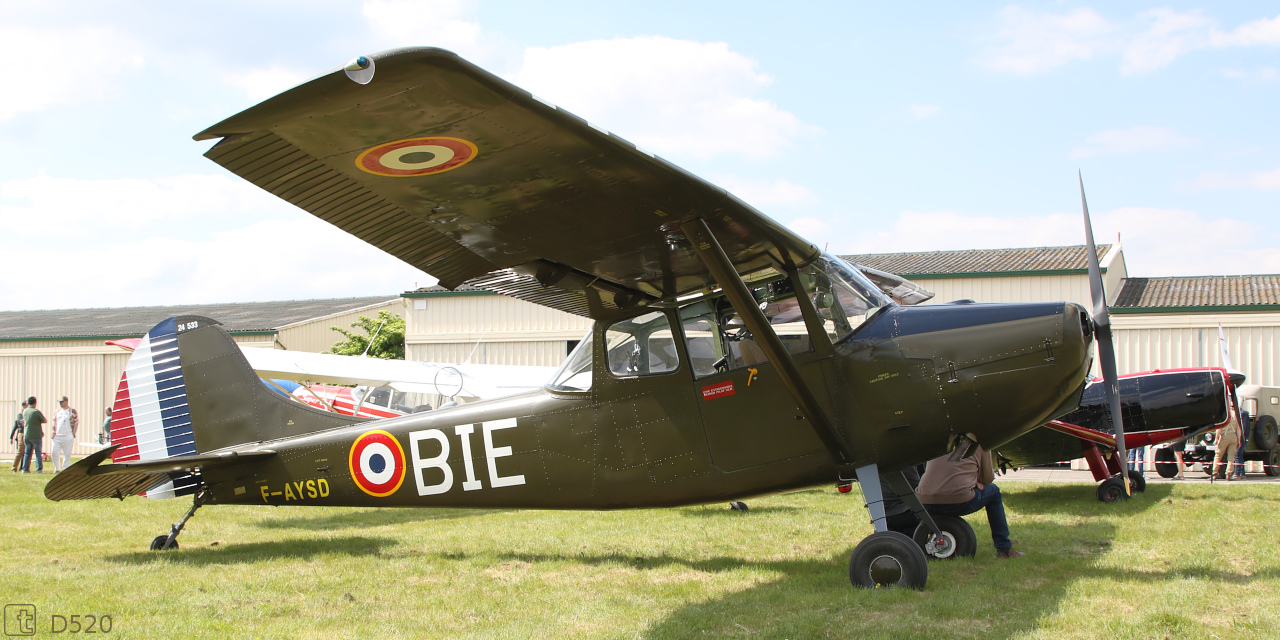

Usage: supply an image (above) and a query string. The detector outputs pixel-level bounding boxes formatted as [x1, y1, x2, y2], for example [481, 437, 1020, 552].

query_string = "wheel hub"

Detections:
[868, 554, 903, 586]
[926, 532, 957, 559]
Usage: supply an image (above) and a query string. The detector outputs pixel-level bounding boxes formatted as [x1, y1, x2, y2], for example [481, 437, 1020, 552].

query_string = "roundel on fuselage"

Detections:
[349, 430, 406, 497]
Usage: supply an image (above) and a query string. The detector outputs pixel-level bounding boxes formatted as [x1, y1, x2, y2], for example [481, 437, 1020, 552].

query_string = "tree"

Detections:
[327, 311, 405, 359]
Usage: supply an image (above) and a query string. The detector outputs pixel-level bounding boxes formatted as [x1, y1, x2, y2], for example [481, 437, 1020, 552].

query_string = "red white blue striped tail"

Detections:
[108, 317, 200, 498]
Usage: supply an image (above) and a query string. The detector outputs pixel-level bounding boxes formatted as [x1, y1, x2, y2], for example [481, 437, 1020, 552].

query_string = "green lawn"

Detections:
[2, 471, 1276, 639]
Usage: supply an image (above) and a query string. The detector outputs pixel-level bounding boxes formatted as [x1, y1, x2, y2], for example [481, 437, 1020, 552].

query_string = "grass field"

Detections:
[2, 471, 1277, 639]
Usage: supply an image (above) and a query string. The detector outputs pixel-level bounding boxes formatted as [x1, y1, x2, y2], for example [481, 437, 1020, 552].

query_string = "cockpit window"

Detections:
[678, 272, 813, 379]
[547, 330, 593, 392]
[605, 311, 680, 377]
[798, 254, 890, 344]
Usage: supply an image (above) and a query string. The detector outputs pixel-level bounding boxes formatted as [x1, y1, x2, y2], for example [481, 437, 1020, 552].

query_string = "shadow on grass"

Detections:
[254, 507, 509, 530]
[1011, 482, 1174, 515]
[104, 536, 398, 566]
[678, 504, 802, 518]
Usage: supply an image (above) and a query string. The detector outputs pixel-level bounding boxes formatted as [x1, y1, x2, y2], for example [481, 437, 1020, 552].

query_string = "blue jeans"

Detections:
[21, 438, 42, 473]
[924, 484, 1012, 550]
[1128, 447, 1145, 473]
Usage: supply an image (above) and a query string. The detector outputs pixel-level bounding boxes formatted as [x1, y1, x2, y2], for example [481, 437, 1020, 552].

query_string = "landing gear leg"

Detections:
[150, 487, 208, 551]
[883, 472, 977, 560]
[848, 464, 928, 589]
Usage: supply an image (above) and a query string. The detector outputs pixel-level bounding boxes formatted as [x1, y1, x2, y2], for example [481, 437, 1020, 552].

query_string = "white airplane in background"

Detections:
[107, 338, 556, 419]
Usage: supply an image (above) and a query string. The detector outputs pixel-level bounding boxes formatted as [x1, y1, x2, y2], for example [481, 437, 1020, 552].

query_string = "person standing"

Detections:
[10, 400, 26, 472]
[917, 445, 1026, 558]
[20, 396, 46, 474]
[51, 396, 77, 473]
[100, 407, 112, 445]
[1211, 407, 1243, 482]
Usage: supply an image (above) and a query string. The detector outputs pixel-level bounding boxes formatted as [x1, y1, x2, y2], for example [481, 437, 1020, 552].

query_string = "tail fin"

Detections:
[110, 316, 363, 497]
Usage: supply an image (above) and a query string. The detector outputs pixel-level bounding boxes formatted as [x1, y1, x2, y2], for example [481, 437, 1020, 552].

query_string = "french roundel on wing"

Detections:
[348, 430, 407, 497]
[355, 137, 478, 177]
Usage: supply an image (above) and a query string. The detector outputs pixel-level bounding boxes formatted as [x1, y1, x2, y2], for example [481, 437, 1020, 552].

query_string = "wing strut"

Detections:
[681, 218, 852, 465]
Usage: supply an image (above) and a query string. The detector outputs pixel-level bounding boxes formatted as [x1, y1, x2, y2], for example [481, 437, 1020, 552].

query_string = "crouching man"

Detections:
[917, 445, 1025, 558]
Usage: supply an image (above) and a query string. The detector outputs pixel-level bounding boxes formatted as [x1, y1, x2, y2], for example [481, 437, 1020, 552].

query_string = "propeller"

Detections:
[1079, 172, 1130, 498]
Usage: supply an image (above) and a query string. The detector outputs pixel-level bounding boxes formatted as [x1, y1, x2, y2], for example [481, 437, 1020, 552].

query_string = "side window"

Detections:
[678, 274, 814, 380]
[605, 311, 680, 377]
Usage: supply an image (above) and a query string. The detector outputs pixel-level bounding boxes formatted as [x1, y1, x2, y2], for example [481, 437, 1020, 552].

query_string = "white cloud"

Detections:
[511, 36, 821, 160]
[0, 25, 144, 120]
[1211, 14, 1280, 46]
[0, 174, 292, 231]
[908, 104, 941, 119]
[712, 175, 815, 208]
[223, 65, 312, 101]
[1121, 9, 1214, 74]
[361, 0, 518, 71]
[1070, 126, 1190, 158]
[980, 6, 1116, 75]
[982, 8, 1280, 75]
[1192, 167, 1280, 190]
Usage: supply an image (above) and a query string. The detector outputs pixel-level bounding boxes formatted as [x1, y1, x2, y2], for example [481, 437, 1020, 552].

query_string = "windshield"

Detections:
[547, 329, 593, 392]
[799, 253, 891, 343]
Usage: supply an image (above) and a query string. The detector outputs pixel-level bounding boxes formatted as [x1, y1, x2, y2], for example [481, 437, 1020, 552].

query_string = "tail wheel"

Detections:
[149, 535, 177, 551]
[728, 501, 748, 511]
[1127, 469, 1147, 493]
[848, 531, 928, 589]
[1153, 447, 1179, 478]
[1096, 476, 1128, 503]
[911, 515, 977, 560]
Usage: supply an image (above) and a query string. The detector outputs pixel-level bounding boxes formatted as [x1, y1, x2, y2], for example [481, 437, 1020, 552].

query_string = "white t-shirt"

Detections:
[54, 408, 73, 438]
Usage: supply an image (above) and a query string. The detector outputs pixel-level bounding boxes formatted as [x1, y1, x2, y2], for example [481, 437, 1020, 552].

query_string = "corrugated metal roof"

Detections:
[0, 296, 399, 340]
[1113, 276, 1280, 309]
[842, 244, 1113, 276]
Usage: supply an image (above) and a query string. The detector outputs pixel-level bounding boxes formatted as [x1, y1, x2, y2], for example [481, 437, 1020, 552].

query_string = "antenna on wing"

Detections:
[361, 318, 387, 358]
[1080, 171, 1130, 498]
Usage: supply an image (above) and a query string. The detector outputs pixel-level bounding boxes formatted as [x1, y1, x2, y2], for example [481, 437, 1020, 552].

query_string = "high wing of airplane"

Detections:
[47, 48, 1102, 590]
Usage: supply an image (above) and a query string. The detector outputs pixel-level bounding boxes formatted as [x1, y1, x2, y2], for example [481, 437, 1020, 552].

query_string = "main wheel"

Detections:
[848, 531, 928, 589]
[1267, 445, 1280, 478]
[1127, 469, 1147, 493]
[911, 515, 977, 560]
[1254, 415, 1279, 450]
[149, 535, 177, 551]
[1096, 476, 1129, 503]
[1153, 447, 1179, 478]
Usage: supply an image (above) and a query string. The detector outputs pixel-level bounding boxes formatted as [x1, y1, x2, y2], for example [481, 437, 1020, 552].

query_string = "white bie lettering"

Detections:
[483, 418, 525, 488]
[454, 424, 483, 491]
[410, 429, 453, 496]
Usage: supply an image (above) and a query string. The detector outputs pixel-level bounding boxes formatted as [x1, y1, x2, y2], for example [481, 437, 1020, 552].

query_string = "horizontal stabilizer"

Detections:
[44, 445, 275, 501]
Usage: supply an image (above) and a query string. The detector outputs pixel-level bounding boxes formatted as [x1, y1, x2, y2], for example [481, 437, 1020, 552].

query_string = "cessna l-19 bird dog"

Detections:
[49, 48, 1103, 589]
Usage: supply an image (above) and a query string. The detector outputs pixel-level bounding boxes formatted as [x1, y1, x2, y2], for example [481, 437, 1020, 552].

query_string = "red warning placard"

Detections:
[701, 381, 735, 400]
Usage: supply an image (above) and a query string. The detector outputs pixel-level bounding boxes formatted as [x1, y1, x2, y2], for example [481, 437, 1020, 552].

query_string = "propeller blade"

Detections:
[1079, 172, 1130, 497]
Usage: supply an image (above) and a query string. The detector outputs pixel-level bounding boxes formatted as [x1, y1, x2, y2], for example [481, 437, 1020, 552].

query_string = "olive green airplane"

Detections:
[47, 48, 1122, 590]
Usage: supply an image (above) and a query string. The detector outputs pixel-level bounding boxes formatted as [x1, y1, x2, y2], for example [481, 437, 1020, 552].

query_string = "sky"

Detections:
[2, 1, 1279, 310]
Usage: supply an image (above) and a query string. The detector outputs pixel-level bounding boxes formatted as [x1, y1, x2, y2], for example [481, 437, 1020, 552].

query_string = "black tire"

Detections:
[150, 535, 177, 551]
[1267, 446, 1280, 478]
[849, 531, 928, 589]
[911, 515, 977, 560]
[1154, 447, 1179, 478]
[728, 501, 748, 511]
[1254, 415, 1279, 451]
[1096, 476, 1128, 503]
[1127, 469, 1146, 493]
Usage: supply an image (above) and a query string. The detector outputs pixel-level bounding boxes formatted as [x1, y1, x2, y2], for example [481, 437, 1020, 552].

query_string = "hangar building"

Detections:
[1, 296, 400, 458]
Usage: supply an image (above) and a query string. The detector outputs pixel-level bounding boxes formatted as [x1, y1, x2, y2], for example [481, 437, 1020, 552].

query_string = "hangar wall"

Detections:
[1, 334, 276, 457]
[1112, 312, 1279, 387]
[402, 289, 590, 367]
[275, 299, 403, 353]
